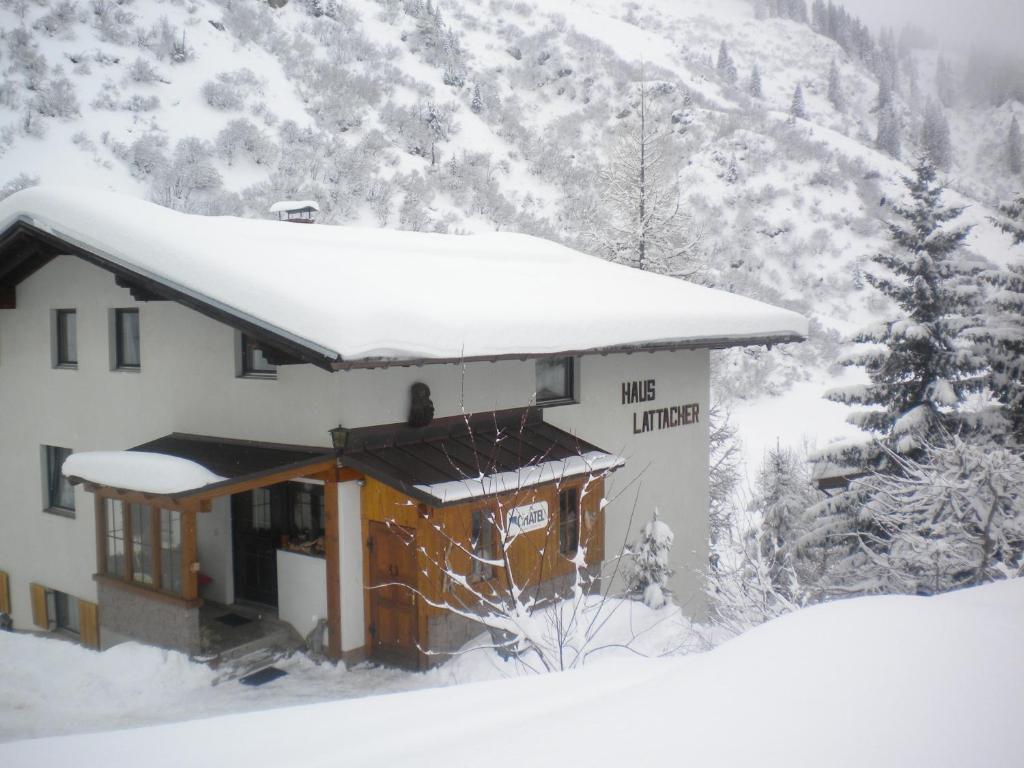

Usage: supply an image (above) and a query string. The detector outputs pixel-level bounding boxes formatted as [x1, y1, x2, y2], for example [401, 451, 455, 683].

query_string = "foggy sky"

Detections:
[837, 0, 1024, 56]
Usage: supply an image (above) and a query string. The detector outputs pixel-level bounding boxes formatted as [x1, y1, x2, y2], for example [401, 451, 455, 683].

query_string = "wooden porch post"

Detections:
[324, 477, 342, 660]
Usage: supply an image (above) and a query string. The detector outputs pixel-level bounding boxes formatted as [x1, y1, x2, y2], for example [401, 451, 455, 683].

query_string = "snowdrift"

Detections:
[2, 579, 1021, 767]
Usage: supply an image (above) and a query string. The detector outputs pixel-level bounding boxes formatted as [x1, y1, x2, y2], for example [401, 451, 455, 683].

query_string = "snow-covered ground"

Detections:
[3, 580, 1022, 767]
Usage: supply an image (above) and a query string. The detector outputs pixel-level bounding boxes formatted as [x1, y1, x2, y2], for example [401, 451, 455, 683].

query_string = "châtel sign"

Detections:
[621, 378, 700, 435]
[507, 501, 549, 537]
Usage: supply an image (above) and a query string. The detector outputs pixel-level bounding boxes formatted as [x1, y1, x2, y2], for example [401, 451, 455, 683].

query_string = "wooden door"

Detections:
[367, 521, 419, 667]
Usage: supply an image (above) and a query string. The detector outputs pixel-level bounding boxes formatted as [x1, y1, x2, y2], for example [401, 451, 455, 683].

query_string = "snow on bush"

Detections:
[627, 510, 674, 608]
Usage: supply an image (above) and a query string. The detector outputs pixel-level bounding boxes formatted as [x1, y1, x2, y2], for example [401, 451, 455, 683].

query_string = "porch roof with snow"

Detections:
[334, 408, 624, 506]
[0, 186, 808, 370]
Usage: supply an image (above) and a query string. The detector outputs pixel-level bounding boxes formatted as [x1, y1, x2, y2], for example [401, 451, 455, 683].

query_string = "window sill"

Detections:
[537, 398, 577, 408]
[112, 366, 141, 373]
[43, 506, 75, 519]
[54, 363, 78, 370]
[238, 372, 277, 380]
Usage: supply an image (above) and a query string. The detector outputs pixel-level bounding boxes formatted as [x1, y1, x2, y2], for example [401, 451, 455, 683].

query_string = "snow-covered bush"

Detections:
[91, 0, 135, 45]
[627, 510, 674, 608]
[33, 73, 80, 119]
[202, 80, 244, 111]
[215, 118, 278, 166]
[127, 57, 162, 84]
[34, 0, 84, 38]
[0, 173, 39, 202]
[128, 133, 168, 178]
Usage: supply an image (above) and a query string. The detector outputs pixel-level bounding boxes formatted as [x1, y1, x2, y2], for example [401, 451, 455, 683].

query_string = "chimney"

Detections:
[269, 199, 320, 223]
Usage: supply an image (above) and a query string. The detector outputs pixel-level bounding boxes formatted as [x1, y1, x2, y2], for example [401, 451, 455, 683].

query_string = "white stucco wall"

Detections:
[276, 549, 327, 640]
[196, 496, 234, 605]
[0, 254, 712, 637]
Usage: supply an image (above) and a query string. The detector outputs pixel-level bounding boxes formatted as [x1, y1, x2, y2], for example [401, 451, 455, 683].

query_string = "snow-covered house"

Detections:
[0, 186, 806, 667]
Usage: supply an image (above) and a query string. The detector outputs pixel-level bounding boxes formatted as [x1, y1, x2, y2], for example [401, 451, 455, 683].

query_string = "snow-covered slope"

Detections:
[3, 578, 1021, 766]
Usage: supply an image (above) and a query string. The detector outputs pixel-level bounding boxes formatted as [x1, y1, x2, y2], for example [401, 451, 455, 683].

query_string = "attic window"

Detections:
[536, 357, 576, 406]
[239, 333, 276, 377]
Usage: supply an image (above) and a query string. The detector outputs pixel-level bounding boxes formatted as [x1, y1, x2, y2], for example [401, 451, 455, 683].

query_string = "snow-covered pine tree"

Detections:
[851, 437, 1024, 594]
[825, 154, 981, 462]
[876, 103, 901, 158]
[470, 83, 484, 114]
[1008, 116, 1022, 176]
[748, 64, 763, 99]
[789, 83, 807, 121]
[750, 444, 824, 600]
[978, 196, 1024, 438]
[627, 510, 674, 609]
[708, 400, 741, 547]
[827, 59, 845, 112]
[716, 40, 738, 85]
[920, 98, 952, 171]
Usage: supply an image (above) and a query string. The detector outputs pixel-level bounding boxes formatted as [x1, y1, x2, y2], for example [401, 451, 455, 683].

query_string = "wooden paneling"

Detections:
[0, 570, 10, 615]
[79, 600, 100, 649]
[29, 583, 48, 629]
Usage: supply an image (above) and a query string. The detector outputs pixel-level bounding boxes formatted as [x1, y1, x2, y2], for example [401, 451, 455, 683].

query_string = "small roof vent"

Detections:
[269, 199, 319, 223]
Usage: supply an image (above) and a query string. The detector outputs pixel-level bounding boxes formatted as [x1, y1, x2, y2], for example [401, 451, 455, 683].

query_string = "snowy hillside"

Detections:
[3, 578, 1022, 766]
[1, 0, 1021, 461]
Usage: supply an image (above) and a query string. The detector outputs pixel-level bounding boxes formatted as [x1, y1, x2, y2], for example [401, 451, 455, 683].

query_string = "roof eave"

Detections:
[330, 333, 807, 370]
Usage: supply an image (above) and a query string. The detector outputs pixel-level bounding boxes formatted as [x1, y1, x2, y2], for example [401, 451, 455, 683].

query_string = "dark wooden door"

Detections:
[231, 489, 284, 607]
[368, 521, 419, 667]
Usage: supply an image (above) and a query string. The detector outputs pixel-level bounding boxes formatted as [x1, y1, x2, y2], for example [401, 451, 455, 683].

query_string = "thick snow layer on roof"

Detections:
[63, 452, 225, 495]
[416, 451, 625, 504]
[268, 200, 320, 213]
[0, 187, 808, 363]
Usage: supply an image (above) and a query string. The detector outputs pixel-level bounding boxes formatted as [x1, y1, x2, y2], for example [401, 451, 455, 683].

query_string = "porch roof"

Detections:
[64, 433, 337, 504]
[334, 408, 624, 507]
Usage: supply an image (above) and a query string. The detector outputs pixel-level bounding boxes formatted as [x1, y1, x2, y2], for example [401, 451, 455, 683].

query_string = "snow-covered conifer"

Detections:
[875, 103, 901, 158]
[627, 510, 674, 608]
[716, 41, 738, 85]
[789, 83, 807, 121]
[850, 437, 1024, 594]
[825, 155, 981, 461]
[748, 64, 763, 99]
[470, 83, 484, 114]
[920, 99, 952, 171]
[827, 59, 845, 112]
[1007, 116, 1022, 176]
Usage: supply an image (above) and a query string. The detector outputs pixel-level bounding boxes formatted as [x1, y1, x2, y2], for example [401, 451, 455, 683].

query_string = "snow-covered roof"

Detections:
[0, 187, 808, 368]
[268, 200, 320, 214]
[415, 451, 624, 504]
[63, 452, 225, 495]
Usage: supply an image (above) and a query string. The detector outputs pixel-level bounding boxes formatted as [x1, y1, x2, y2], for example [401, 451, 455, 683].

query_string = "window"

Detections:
[289, 482, 324, 543]
[44, 445, 75, 514]
[536, 357, 575, 405]
[99, 500, 184, 596]
[51, 590, 81, 635]
[252, 487, 272, 530]
[470, 509, 495, 581]
[240, 333, 276, 377]
[105, 499, 127, 578]
[129, 503, 154, 585]
[55, 309, 77, 367]
[558, 488, 580, 556]
[114, 308, 140, 369]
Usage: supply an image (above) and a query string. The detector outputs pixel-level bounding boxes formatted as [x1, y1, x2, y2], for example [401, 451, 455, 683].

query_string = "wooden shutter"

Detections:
[79, 600, 100, 649]
[0, 570, 10, 614]
[29, 583, 48, 628]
